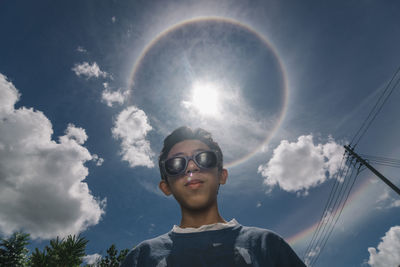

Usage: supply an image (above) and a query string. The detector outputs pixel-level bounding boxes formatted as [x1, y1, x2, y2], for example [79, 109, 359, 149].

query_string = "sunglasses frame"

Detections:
[161, 150, 220, 177]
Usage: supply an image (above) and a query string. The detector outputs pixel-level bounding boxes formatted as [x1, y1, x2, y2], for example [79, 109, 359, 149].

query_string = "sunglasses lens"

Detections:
[196, 151, 217, 168]
[164, 151, 218, 176]
[165, 157, 186, 176]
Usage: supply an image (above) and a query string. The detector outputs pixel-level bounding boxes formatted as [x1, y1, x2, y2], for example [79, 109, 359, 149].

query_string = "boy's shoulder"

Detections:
[238, 225, 284, 242]
[121, 232, 173, 267]
[135, 231, 173, 251]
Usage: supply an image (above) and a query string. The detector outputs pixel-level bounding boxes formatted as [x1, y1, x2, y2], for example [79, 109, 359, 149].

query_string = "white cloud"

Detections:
[72, 62, 108, 79]
[101, 82, 131, 107]
[83, 253, 102, 265]
[376, 189, 400, 210]
[0, 74, 106, 239]
[0, 74, 20, 115]
[304, 246, 320, 266]
[111, 16, 116, 23]
[368, 226, 400, 267]
[92, 154, 104, 166]
[112, 106, 154, 168]
[258, 135, 344, 195]
[148, 223, 156, 234]
[61, 123, 88, 145]
[76, 46, 87, 53]
[390, 200, 400, 208]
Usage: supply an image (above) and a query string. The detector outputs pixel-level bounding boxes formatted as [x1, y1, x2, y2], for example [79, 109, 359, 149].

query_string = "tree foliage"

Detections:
[0, 231, 130, 267]
[0, 232, 30, 267]
[31, 235, 88, 267]
[97, 244, 129, 267]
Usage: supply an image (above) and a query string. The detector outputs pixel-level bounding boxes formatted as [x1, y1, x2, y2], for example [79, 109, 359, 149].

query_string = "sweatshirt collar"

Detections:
[172, 219, 239, 233]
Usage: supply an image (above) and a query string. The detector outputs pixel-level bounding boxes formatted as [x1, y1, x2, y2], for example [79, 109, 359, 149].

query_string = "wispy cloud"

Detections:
[0, 73, 106, 239]
[101, 82, 131, 107]
[111, 16, 116, 23]
[148, 223, 156, 234]
[258, 135, 344, 195]
[304, 246, 320, 266]
[178, 81, 275, 164]
[72, 62, 108, 79]
[375, 189, 400, 210]
[76, 46, 87, 53]
[112, 106, 154, 168]
[367, 226, 400, 267]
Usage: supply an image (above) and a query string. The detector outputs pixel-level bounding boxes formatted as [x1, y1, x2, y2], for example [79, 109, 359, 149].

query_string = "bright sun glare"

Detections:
[191, 82, 220, 116]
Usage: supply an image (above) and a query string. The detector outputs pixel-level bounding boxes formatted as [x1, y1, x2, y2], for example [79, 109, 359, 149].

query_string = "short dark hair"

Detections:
[158, 126, 223, 180]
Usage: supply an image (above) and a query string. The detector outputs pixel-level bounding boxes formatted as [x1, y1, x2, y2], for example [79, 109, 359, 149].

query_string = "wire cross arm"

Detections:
[344, 145, 400, 196]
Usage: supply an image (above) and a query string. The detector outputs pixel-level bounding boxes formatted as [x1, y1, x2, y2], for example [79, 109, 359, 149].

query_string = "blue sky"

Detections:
[1, 1, 400, 266]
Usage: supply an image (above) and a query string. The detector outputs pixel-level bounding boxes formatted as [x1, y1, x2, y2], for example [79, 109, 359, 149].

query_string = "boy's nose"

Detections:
[185, 159, 199, 174]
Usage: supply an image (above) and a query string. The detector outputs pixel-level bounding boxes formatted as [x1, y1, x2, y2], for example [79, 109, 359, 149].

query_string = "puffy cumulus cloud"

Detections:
[0, 74, 106, 239]
[72, 62, 108, 79]
[83, 253, 102, 265]
[368, 226, 400, 267]
[61, 123, 88, 144]
[101, 82, 130, 107]
[112, 106, 154, 168]
[0, 73, 20, 115]
[258, 135, 344, 195]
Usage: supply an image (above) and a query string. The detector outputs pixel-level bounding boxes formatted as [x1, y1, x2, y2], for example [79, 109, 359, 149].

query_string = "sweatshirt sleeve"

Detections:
[264, 232, 306, 267]
[120, 246, 139, 267]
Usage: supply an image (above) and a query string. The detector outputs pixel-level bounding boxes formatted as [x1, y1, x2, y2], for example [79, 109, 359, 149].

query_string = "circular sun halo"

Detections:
[191, 82, 220, 116]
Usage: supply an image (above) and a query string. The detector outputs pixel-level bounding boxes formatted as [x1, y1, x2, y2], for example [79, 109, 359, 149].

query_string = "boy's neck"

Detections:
[179, 203, 226, 228]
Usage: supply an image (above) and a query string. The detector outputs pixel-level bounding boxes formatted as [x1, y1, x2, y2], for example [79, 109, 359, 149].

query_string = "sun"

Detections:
[190, 82, 220, 116]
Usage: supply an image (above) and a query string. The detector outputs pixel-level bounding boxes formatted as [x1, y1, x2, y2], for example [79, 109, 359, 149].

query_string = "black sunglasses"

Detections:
[162, 150, 219, 177]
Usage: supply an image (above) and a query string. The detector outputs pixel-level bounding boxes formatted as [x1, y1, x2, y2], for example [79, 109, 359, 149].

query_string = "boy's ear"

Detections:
[219, 168, 228, 185]
[159, 180, 172, 196]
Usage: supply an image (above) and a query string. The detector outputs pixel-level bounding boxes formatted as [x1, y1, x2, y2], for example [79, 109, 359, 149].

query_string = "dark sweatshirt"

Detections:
[121, 222, 306, 267]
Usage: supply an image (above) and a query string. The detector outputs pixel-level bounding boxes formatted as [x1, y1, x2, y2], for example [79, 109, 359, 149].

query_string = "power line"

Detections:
[345, 146, 400, 196]
[304, 154, 358, 266]
[302, 154, 347, 260]
[304, 65, 400, 265]
[360, 154, 400, 168]
[305, 158, 351, 266]
[309, 160, 361, 267]
[355, 154, 400, 169]
[368, 162, 400, 168]
[360, 154, 400, 163]
[350, 66, 400, 147]
[306, 153, 400, 265]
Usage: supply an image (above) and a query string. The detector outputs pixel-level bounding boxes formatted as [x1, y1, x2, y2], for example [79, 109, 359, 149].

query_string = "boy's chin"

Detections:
[180, 198, 216, 212]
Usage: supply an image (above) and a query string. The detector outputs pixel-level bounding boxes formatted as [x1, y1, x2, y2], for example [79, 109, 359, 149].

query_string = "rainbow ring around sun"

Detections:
[128, 17, 289, 168]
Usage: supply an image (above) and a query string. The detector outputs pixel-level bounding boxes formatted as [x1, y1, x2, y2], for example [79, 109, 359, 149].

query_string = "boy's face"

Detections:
[159, 139, 227, 211]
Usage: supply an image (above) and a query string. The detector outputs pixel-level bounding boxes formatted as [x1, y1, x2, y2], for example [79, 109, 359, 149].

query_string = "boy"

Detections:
[121, 126, 305, 266]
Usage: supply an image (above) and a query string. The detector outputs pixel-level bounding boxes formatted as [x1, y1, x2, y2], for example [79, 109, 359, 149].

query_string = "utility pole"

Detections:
[344, 145, 400, 196]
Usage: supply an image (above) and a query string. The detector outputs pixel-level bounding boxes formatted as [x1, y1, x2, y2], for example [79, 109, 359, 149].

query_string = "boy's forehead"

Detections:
[167, 139, 210, 157]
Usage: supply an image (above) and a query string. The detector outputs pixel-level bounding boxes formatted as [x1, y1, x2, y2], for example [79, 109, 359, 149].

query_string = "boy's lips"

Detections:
[185, 178, 204, 186]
